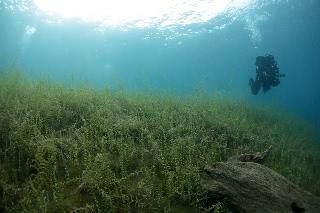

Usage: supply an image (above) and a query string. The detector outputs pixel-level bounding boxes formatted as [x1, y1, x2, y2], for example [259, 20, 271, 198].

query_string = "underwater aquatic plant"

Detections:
[0, 65, 319, 212]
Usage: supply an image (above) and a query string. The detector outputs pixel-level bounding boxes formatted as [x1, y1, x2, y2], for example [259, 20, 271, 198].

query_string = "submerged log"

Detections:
[202, 147, 320, 213]
[227, 145, 272, 165]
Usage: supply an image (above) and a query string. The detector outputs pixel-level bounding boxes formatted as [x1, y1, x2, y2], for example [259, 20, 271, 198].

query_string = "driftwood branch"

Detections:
[202, 146, 320, 213]
[228, 145, 272, 165]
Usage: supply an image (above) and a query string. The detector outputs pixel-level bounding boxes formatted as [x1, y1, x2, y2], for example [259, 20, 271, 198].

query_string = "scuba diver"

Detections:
[248, 54, 285, 95]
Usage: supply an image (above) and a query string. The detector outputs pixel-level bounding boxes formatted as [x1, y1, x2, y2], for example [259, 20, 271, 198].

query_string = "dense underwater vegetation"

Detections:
[0, 61, 319, 212]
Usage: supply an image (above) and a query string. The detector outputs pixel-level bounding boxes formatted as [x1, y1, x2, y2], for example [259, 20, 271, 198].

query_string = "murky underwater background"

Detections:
[1, 0, 320, 128]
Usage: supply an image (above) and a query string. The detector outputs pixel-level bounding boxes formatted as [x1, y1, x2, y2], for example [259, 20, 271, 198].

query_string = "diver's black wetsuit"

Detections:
[249, 54, 285, 95]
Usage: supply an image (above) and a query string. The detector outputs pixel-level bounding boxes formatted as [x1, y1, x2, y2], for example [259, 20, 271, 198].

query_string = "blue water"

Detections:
[1, 0, 320, 127]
